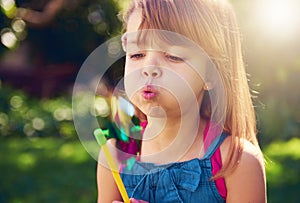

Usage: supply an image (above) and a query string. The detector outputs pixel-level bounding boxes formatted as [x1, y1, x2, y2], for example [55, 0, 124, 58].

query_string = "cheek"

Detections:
[180, 70, 205, 107]
[191, 75, 204, 92]
[124, 58, 142, 79]
[124, 58, 132, 76]
[124, 63, 143, 102]
[179, 68, 204, 93]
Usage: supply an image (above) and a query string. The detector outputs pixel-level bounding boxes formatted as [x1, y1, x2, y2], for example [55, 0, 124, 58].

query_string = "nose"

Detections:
[142, 66, 162, 78]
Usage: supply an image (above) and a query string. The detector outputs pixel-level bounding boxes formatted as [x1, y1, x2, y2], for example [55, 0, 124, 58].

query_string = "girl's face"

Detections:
[123, 9, 208, 118]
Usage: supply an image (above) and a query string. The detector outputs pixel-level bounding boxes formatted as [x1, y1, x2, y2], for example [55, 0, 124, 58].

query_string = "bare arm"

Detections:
[223, 139, 267, 203]
[97, 139, 122, 203]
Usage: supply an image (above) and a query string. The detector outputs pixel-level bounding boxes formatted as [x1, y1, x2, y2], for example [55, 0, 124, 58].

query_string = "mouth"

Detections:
[142, 85, 157, 100]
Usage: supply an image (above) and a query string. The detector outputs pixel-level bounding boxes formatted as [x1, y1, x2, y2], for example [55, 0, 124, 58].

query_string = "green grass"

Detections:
[0, 137, 97, 203]
[264, 138, 300, 203]
[0, 137, 299, 203]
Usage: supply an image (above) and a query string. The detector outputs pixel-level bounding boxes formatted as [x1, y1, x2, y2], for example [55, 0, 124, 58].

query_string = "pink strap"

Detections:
[204, 121, 227, 200]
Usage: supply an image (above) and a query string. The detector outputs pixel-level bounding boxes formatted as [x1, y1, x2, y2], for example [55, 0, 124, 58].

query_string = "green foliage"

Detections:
[0, 137, 97, 203]
[0, 84, 75, 139]
[264, 138, 300, 203]
[255, 63, 300, 146]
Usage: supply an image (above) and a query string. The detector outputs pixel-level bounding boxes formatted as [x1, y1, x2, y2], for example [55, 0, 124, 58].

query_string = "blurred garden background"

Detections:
[0, 0, 299, 202]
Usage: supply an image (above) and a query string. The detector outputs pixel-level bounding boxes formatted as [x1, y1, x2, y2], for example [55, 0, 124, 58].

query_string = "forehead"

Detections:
[125, 8, 190, 50]
[126, 9, 142, 33]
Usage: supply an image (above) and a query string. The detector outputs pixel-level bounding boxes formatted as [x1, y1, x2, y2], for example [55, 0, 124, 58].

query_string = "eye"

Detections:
[129, 53, 145, 60]
[165, 54, 184, 63]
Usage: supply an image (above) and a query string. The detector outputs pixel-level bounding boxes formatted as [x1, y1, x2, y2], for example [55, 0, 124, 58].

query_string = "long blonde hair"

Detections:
[122, 0, 258, 177]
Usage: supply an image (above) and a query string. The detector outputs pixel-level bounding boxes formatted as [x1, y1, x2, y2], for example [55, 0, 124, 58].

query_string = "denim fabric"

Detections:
[121, 133, 227, 203]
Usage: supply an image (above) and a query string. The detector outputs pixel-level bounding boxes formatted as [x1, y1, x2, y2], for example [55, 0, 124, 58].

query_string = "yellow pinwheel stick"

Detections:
[94, 128, 130, 203]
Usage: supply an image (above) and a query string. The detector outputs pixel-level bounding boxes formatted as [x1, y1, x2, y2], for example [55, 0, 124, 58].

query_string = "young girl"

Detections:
[97, 0, 266, 202]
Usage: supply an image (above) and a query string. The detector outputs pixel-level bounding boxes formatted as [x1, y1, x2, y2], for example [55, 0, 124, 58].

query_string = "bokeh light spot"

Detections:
[32, 117, 45, 131]
[94, 97, 110, 117]
[108, 40, 122, 58]
[53, 107, 73, 121]
[1, 29, 17, 49]
[12, 19, 26, 33]
[10, 95, 23, 109]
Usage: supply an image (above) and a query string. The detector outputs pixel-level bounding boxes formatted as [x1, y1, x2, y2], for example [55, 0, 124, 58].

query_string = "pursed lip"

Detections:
[142, 85, 157, 100]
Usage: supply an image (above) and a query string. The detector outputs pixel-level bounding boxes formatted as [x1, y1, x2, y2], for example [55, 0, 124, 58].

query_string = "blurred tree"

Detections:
[0, 0, 123, 97]
[1, 0, 122, 63]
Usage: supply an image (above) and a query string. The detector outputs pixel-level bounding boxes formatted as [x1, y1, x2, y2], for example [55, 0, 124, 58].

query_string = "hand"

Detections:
[113, 198, 149, 203]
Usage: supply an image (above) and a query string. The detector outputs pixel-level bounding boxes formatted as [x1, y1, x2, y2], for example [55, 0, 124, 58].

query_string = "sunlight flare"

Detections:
[256, 0, 299, 38]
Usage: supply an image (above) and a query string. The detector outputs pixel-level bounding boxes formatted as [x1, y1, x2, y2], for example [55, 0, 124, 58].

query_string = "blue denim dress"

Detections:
[121, 133, 227, 203]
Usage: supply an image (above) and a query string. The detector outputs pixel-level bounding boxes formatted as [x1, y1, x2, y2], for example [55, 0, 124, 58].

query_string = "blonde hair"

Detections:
[122, 0, 259, 177]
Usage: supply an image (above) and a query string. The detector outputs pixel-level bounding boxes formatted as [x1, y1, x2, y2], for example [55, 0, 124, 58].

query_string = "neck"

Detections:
[141, 110, 206, 164]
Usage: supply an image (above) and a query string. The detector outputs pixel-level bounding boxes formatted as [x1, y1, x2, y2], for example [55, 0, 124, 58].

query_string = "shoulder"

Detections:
[220, 136, 265, 166]
[221, 137, 266, 203]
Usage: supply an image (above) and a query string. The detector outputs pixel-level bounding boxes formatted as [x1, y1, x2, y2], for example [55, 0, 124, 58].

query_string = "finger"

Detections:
[130, 198, 149, 203]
